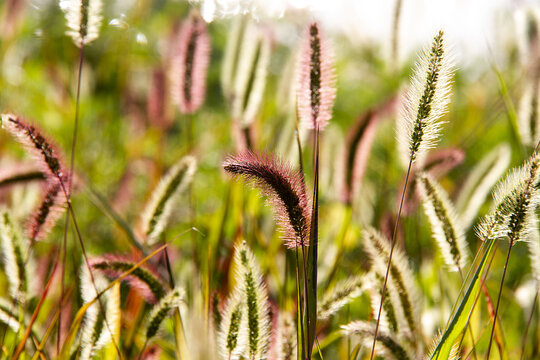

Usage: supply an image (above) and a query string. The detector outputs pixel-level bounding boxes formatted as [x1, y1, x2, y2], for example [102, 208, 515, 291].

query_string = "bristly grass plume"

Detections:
[417, 173, 468, 272]
[59, 0, 102, 47]
[146, 288, 185, 340]
[296, 22, 336, 131]
[171, 11, 211, 115]
[1, 114, 67, 183]
[90, 254, 166, 304]
[363, 228, 421, 342]
[223, 152, 311, 248]
[342, 321, 414, 360]
[140, 156, 197, 245]
[397, 30, 454, 167]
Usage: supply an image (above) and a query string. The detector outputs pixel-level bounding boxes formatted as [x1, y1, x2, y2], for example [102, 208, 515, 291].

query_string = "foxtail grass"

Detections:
[417, 173, 468, 272]
[371, 30, 454, 360]
[140, 156, 197, 245]
[224, 152, 311, 248]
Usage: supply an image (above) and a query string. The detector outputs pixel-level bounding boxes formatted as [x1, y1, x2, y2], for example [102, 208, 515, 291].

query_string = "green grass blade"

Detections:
[430, 237, 497, 359]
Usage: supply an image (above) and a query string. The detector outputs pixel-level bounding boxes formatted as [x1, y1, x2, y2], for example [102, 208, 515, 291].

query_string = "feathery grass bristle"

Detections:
[90, 255, 166, 303]
[397, 30, 454, 167]
[273, 312, 296, 360]
[363, 228, 421, 339]
[296, 22, 336, 131]
[217, 293, 246, 360]
[417, 173, 468, 272]
[171, 11, 211, 114]
[146, 287, 184, 339]
[1, 114, 67, 182]
[59, 0, 102, 47]
[342, 321, 414, 360]
[0, 210, 30, 302]
[318, 276, 364, 319]
[477, 148, 540, 243]
[223, 152, 311, 248]
[141, 156, 197, 245]
[235, 243, 271, 360]
[27, 181, 67, 241]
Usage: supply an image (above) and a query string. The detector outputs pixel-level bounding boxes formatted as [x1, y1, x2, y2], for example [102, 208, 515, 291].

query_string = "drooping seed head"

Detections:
[145, 287, 184, 339]
[27, 180, 68, 241]
[1, 114, 67, 183]
[397, 30, 454, 167]
[90, 254, 166, 304]
[59, 0, 102, 47]
[171, 11, 211, 114]
[223, 152, 311, 248]
[296, 22, 336, 131]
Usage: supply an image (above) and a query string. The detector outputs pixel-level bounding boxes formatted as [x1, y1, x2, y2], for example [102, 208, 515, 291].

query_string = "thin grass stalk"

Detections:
[520, 292, 538, 360]
[164, 248, 191, 360]
[305, 125, 320, 359]
[369, 157, 412, 360]
[295, 247, 306, 360]
[66, 200, 123, 359]
[485, 243, 513, 360]
[390, 0, 402, 73]
[486, 143, 540, 359]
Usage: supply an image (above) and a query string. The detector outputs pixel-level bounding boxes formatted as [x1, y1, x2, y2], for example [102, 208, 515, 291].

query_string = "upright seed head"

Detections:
[397, 30, 454, 167]
[417, 173, 468, 272]
[59, 0, 102, 47]
[296, 22, 336, 131]
[234, 243, 271, 360]
[223, 152, 311, 248]
[140, 156, 197, 245]
[477, 148, 540, 243]
[217, 293, 246, 360]
[171, 11, 211, 114]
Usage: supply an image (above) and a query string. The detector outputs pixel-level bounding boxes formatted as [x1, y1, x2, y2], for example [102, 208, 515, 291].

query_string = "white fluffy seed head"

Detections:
[397, 30, 454, 168]
[341, 320, 414, 360]
[477, 150, 540, 243]
[417, 173, 468, 272]
[217, 292, 247, 360]
[140, 156, 197, 245]
[60, 0, 103, 47]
